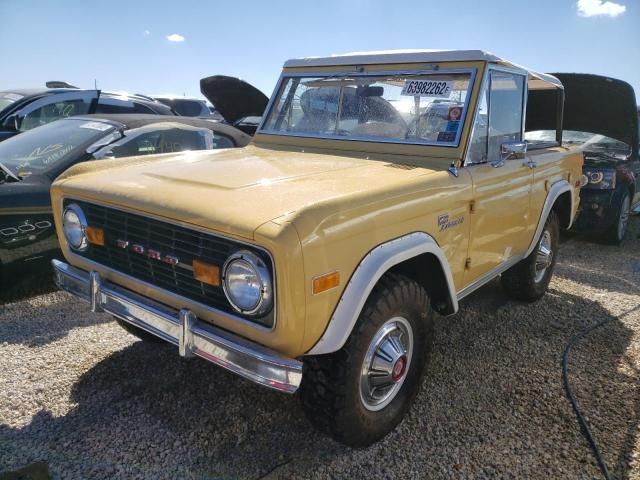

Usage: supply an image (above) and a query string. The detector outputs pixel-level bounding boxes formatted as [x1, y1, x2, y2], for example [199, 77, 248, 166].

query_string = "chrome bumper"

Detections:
[52, 259, 302, 393]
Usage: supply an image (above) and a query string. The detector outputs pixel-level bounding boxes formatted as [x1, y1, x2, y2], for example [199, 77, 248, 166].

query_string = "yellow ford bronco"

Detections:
[51, 50, 583, 446]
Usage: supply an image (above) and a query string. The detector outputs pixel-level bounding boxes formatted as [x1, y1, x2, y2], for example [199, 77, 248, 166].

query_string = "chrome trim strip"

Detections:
[60, 196, 277, 331]
[307, 232, 458, 355]
[258, 68, 477, 149]
[455, 254, 524, 301]
[52, 260, 302, 393]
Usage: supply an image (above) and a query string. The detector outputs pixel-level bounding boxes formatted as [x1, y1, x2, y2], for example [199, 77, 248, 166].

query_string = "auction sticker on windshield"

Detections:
[401, 80, 452, 97]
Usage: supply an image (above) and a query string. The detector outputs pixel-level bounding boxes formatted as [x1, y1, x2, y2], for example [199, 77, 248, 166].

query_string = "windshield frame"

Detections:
[257, 67, 477, 148]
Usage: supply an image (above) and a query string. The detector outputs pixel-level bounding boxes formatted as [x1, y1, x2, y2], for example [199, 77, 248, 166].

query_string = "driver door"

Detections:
[14, 90, 100, 132]
[463, 69, 533, 286]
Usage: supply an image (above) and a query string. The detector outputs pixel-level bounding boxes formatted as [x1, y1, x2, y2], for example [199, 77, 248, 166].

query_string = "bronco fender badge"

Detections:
[438, 213, 464, 231]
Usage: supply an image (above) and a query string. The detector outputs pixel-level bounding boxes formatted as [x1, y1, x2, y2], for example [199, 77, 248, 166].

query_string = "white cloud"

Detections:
[577, 0, 626, 17]
[143, 30, 150, 36]
[167, 33, 185, 42]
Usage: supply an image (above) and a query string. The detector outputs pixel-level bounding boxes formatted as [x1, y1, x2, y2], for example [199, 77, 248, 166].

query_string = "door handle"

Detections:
[523, 160, 537, 169]
[490, 159, 505, 168]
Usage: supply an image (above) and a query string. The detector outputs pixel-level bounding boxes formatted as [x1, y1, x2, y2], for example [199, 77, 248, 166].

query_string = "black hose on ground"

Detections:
[562, 317, 613, 479]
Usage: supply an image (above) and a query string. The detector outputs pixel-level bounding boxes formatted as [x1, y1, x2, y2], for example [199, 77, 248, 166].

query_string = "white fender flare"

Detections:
[525, 180, 574, 257]
[306, 232, 457, 355]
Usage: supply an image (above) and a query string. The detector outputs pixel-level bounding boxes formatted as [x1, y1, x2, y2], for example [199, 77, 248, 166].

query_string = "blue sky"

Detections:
[0, 0, 638, 101]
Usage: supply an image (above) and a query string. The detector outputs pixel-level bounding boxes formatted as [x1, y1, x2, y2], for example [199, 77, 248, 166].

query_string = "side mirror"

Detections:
[2, 114, 19, 131]
[501, 141, 528, 160]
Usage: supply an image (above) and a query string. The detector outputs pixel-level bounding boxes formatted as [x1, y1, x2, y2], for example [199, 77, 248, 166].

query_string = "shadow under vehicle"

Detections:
[0, 85, 176, 143]
[526, 73, 639, 244]
[0, 114, 251, 300]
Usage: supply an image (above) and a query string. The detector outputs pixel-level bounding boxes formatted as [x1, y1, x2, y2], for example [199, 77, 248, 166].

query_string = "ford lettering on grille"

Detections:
[117, 239, 179, 265]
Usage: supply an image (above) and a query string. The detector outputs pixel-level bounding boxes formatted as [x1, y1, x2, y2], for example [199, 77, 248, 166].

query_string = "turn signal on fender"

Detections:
[86, 226, 104, 246]
[313, 271, 340, 294]
[193, 260, 220, 287]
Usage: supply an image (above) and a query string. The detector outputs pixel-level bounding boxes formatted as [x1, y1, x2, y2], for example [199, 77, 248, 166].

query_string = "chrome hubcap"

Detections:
[534, 230, 553, 283]
[618, 196, 630, 241]
[359, 317, 413, 411]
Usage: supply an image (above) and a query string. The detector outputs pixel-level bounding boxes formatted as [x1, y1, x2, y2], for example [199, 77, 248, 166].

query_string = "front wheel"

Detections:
[604, 191, 631, 245]
[501, 211, 559, 302]
[300, 273, 433, 447]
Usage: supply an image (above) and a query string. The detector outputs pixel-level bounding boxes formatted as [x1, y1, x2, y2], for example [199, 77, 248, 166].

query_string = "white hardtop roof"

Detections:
[284, 49, 562, 89]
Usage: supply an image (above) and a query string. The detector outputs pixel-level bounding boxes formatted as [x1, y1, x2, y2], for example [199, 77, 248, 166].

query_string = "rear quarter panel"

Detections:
[529, 147, 583, 235]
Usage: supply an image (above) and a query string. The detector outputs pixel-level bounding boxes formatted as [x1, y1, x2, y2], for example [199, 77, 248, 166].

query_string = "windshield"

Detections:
[261, 71, 474, 146]
[0, 92, 24, 113]
[0, 119, 115, 177]
[525, 129, 631, 154]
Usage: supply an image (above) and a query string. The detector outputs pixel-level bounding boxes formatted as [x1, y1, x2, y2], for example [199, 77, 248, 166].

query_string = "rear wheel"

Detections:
[501, 211, 559, 302]
[300, 273, 433, 446]
[604, 191, 631, 245]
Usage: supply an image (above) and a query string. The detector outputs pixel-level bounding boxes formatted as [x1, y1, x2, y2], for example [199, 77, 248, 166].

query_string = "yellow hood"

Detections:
[54, 145, 442, 239]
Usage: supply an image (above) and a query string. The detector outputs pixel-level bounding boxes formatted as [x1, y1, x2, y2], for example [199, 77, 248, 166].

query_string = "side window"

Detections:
[95, 99, 155, 114]
[212, 133, 234, 148]
[132, 102, 155, 114]
[487, 71, 525, 160]
[95, 99, 132, 114]
[19, 99, 92, 131]
[466, 71, 525, 164]
[99, 128, 216, 159]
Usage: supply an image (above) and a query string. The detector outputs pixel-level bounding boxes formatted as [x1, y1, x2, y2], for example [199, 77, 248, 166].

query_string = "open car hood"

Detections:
[200, 76, 268, 124]
[552, 73, 638, 153]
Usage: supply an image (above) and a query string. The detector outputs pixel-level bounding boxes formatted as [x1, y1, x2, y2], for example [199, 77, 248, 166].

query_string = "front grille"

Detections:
[66, 199, 274, 327]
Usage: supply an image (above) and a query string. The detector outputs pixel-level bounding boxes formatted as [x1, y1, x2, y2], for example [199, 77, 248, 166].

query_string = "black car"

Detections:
[0, 114, 250, 297]
[152, 95, 224, 120]
[0, 85, 175, 143]
[526, 73, 639, 244]
[200, 76, 269, 135]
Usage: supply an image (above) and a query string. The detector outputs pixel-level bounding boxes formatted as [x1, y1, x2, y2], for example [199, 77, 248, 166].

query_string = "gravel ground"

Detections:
[0, 218, 638, 480]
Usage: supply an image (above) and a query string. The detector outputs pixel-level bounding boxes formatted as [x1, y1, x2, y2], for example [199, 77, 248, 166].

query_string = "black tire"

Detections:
[603, 190, 631, 245]
[300, 273, 433, 447]
[115, 317, 164, 343]
[501, 211, 559, 302]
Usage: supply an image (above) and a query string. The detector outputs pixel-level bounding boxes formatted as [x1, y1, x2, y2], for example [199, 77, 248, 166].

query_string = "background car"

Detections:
[200, 75, 268, 135]
[0, 113, 250, 299]
[526, 73, 639, 244]
[152, 95, 224, 120]
[0, 85, 175, 143]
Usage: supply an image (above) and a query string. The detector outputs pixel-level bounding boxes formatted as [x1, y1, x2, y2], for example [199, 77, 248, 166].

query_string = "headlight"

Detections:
[222, 250, 273, 316]
[582, 168, 616, 190]
[63, 203, 89, 251]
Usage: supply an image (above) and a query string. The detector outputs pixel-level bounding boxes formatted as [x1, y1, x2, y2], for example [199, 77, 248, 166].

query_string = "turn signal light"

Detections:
[86, 226, 104, 246]
[193, 260, 220, 287]
[313, 271, 340, 294]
